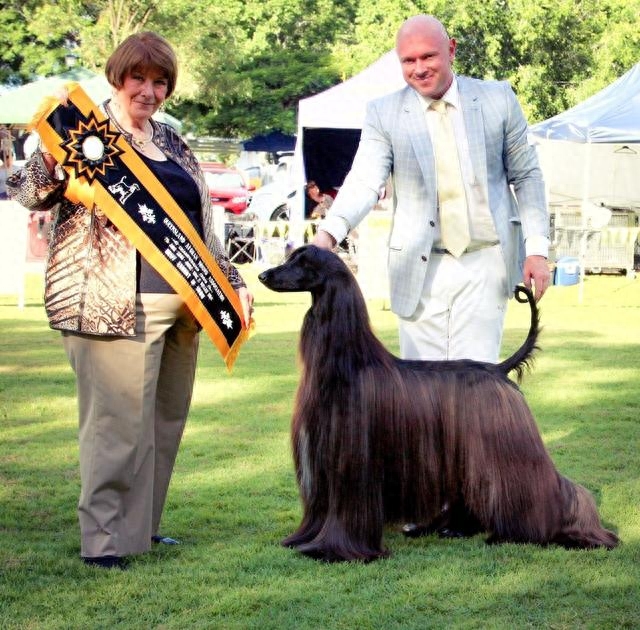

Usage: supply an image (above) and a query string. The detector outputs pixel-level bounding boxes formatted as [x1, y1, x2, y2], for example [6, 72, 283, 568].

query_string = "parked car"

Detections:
[200, 162, 254, 214]
[244, 181, 296, 222]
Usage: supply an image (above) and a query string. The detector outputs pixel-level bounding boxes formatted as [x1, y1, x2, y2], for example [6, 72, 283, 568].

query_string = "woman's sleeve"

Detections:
[6, 150, 66, 211]
[208, 226, 246, 289]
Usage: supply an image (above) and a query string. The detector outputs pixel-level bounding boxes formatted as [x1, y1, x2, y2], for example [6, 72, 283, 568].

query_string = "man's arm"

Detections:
[502, 83, 551, 300]
[313, 100, 393, 248]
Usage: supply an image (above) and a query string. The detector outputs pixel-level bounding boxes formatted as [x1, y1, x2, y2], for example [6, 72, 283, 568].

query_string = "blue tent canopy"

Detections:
[529, 63, 640, 143]
[242, 131, 296, 153]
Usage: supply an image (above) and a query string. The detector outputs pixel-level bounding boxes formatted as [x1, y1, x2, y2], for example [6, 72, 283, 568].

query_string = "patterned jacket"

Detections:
[7, 117, 245, 336]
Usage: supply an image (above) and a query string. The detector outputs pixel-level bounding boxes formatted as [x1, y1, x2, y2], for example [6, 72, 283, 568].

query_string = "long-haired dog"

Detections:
[258, 245, 619, 562]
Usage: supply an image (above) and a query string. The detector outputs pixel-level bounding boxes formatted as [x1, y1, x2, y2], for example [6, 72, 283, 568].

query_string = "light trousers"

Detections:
[62, 294, 199, 558]
[398, 245, 508, 362]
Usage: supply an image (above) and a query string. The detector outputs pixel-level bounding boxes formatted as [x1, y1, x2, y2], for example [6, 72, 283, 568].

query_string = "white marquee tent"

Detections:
[297, 50, 405, 131]
[291, 50, 405, 218]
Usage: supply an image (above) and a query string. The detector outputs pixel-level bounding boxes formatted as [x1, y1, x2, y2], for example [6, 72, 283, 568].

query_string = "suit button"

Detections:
[421, 255, 428, 262]
[429, 220, 435, 227]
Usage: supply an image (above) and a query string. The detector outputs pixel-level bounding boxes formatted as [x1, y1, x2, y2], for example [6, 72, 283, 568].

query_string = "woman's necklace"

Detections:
[131, 125, 154, 150]
[105, 102, 154, 150]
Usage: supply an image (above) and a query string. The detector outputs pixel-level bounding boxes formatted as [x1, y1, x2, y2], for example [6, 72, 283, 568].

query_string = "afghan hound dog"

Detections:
[258, 245, 619, 562]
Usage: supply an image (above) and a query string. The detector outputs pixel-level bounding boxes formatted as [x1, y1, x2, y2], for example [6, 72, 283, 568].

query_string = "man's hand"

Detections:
[523, 255, 551, 301]
[312, 229, 336, 250]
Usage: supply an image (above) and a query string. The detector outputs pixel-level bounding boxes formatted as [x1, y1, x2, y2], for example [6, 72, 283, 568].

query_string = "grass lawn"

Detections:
[0, 266, 639, 629]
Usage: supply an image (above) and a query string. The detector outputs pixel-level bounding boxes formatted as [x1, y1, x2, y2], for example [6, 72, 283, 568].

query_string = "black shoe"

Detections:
[401, 523, 432, 538]
[82, 555, 127, 570]
[152, 535, 180, 545]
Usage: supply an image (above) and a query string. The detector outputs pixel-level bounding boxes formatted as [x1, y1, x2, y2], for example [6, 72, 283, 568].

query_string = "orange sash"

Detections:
[31, 83, 251, 370]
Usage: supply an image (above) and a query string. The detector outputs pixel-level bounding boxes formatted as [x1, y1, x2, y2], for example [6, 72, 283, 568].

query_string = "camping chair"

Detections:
[225, 221, 257, 264]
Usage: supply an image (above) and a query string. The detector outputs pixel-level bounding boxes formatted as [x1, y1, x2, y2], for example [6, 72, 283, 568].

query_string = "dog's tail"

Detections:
[497, 285, 540, 382]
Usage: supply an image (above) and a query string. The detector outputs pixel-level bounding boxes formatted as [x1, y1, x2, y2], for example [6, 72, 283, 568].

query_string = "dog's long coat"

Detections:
[259, 245, 619, 562]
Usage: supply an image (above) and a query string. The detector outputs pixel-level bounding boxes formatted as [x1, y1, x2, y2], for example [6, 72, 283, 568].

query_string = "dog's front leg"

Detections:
[295, 442, 389, 562]
[282, 424, 328, 549]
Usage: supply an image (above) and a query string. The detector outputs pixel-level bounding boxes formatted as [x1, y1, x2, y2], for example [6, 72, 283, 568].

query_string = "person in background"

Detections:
[0, 126, 14, 199]
[0, 125, 13, 169]
[312, 13, 550, 539]
[305, 180, 335, 219]
[7, 31, 253, 569]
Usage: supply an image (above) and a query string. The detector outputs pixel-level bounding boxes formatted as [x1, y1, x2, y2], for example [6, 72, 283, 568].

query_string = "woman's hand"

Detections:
[53, 86, 70, 107]
[236, 286, 254, 327]
[41, 151, 59, 175]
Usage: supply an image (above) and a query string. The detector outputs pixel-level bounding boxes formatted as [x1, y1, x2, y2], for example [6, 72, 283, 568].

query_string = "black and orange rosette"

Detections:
[31, 83, 252, 370]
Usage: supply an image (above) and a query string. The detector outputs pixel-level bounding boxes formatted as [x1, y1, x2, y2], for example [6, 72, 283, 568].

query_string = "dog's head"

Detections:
[258, 245, 350, 293]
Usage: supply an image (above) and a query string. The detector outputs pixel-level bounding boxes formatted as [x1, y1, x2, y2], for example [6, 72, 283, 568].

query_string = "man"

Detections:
[313, 15, 550, 364]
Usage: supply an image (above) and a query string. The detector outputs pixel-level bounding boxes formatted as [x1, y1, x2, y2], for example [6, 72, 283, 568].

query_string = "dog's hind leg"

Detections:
[550, 481, 619, 550]
[402, 500, 484, 539]
[435, 500, 485, 538]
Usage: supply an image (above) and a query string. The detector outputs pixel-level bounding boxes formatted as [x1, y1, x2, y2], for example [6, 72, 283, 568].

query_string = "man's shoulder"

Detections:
[457, 75, 512, 97]
[368, 85, 415, 110]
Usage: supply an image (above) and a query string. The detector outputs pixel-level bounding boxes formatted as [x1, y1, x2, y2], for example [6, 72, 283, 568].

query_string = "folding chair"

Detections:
[225, 222, 257, 264]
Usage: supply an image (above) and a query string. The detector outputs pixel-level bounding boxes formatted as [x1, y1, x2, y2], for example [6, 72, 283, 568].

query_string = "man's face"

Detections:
[397, 27, 456, 99]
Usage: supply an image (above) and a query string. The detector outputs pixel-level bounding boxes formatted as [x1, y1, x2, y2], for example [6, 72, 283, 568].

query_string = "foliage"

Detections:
[1, 0, 639, 133]
[187, 0, 358, 136]
[0, 0, 91, 85]
[565, 0, 640, 104]
[0, 269, 639, 628]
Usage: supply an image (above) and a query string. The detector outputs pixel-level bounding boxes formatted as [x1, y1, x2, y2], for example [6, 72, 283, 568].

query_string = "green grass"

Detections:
[1, 269, 639, 630]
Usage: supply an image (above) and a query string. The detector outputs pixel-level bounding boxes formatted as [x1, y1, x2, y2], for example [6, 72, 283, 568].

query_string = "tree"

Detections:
[169, 0, 359, 136]
[1, 0, 636, 135]
[0, 0, 92, 85]
[76, 0, 160, 70]
[566, 0, 640, 103]
[502, 0, 608, 121]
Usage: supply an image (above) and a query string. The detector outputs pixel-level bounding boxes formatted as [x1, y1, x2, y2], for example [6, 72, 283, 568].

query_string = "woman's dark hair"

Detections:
[105, 31, 178, 97]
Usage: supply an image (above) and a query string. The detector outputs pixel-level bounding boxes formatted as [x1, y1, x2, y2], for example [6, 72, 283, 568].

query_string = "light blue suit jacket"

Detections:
[320, 76, 548, 318]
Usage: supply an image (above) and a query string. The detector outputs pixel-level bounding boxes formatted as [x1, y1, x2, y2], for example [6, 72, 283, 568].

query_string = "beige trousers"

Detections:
[63, 294, 199, 558]
[398, 245, 508, 362]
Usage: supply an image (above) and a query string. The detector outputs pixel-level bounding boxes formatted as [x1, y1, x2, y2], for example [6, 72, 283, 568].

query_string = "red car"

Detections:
[200, 162, 253, 214]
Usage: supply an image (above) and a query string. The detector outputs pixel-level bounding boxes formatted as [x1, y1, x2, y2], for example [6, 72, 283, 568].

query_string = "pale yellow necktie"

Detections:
[431, 99, 470, 257]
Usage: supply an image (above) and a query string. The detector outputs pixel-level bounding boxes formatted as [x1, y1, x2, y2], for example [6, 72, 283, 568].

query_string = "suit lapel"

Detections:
[402, 88, 436, 189]
[458, 77, 487, 186]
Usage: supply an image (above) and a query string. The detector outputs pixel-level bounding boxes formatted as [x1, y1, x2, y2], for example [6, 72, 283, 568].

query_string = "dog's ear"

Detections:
[286, 244, 313, 264]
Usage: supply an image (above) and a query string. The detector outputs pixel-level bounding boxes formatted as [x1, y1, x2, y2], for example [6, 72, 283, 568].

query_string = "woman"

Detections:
[7, 32, 253, 569]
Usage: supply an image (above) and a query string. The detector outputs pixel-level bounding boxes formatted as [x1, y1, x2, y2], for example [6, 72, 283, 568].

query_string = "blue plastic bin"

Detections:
[554, 256, 580, 286]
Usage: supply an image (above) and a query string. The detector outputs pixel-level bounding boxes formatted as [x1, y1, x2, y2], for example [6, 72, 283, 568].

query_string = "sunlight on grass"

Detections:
[1, 268, 639, 629]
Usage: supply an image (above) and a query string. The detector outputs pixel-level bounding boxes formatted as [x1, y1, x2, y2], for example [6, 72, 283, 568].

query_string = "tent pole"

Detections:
[578, 141, 592, 304]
